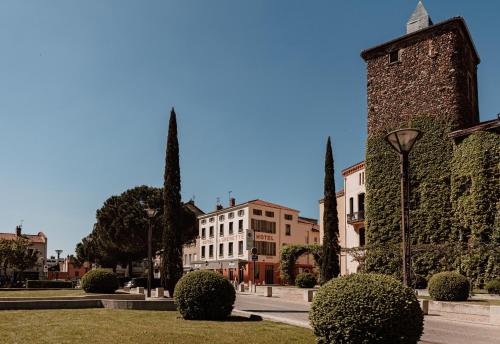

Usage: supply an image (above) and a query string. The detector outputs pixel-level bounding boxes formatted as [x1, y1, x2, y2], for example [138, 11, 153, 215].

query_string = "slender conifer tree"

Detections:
[320, 137, 341, 283]
[161, 108, 183, 296]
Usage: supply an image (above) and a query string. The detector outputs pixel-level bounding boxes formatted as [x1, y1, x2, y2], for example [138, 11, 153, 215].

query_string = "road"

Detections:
[234, 293, 500, 344]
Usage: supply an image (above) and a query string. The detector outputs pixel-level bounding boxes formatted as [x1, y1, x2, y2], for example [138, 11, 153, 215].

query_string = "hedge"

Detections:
[295, 272, 317, 288]
[485, 279, 500, 295]
[428, 271, 469, 301]
[26, 280, 73, 288]
[174, 270, 235, 320]
[310, 273, 423, 343]
[81, 269, 119, 293]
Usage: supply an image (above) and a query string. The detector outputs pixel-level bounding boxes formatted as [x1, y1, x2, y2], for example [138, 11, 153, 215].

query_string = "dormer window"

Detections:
[389, 50, 400, 64]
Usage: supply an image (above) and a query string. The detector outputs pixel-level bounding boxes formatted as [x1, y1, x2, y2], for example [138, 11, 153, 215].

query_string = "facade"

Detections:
[188, 198, 319, 285]
[0, 226, 47, 279]
[319, 162, 365, 275]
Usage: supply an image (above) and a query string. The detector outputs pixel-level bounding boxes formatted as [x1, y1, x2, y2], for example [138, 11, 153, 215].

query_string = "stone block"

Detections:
[419, 299, 429, 315]
[304, 289, 315, 302]
[154, 288, 164, 298]
[238, 283, 245, 292]
[263, 286, 272, 297]
[133, 287, 144, 294]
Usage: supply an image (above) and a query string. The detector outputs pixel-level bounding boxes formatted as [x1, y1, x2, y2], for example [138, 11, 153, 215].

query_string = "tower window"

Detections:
[389, 50, 400, 64]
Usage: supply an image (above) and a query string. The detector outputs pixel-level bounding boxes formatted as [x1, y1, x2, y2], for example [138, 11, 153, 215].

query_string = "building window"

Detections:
[209, 226, 214, 238]
[189, 254, 192, 264]
[201, 228, 206, 239]
[219, 215, 225, 221]
[389, 50, 400, 64]
[238, 241, 243, 255]
[228, 242, 234, 257]
[255, 241, 276, 256]
[209, 245, 214, 258]
[285, 224, 291, 236]
[359, 228, 366, 247]
[201, 246, 206, 259]
[219, 243, 224, 257]
[314, 237, 318, 243]
[201, 219, 206, 225]
[238, 210, 244, 217]
[229, 222, 234, 235]
[184, 254, 187, 264]
[253, 209, 262, 216]
[219, 224, 224, 236]
[251, 219, 276, 234]
[349, 197, 354, 214]
[228, 212, 234, 219]
[265, 211, 274, 218]
[284, 214, 293, 221]
[238, 220, 243, 232]
[209, 217, 214, 223]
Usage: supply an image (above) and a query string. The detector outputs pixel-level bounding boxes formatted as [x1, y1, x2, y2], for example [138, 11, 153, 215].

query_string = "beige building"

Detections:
[186, 198, 320, 284]
[320, 161, 366, 275]
[0, 225, 48, 280]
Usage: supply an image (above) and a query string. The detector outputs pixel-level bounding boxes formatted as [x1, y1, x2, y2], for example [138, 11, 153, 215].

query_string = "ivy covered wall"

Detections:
[451, 131, 500, 285]
[365, 115, 455, 279]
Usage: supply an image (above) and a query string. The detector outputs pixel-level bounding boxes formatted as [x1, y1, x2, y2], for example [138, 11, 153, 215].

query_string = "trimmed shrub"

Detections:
[81, 269, 119, 294]
[413, 274, 428, 290]
[310, 273, 423, 344]
[485, 279, 500, 295]
[295, 273, 317, 288]
[26, 280, 73, 288]
[428, 271, 469, 301]
[174, 270, 235, 320]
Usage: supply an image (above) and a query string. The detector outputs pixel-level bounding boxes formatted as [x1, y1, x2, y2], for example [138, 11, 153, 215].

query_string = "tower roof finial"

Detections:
[407, 1, 433, 34]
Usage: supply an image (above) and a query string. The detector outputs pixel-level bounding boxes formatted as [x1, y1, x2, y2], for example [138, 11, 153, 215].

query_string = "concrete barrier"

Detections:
[304, 290, 315, 302]
[101, 299, 176, 311]
[238, 284, 245, 292]
[419, 299, 429, 315]
[264, 286, 272, 297]
[133, 287, 144, 295]
[153, 288, 164, 298]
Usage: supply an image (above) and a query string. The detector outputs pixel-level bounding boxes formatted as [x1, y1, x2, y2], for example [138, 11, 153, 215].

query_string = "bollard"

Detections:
[248, 281, 253, 292]
[264, 286, 272, 297]
[304, 289, 314, 302]
[154, 288, 165, 298]
[134, 287, 145, 295]
[419, 299, 429, 315]
[239, 283, 245, 292]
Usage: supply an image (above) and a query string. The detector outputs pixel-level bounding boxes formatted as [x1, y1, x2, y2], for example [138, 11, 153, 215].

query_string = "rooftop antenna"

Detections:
[228, 191, 232, 203]
[216, 197, 221, 206]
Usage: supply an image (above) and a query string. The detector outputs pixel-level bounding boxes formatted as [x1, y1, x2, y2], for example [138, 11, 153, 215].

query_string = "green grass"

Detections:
[418, 296, 500, 306]
[0, 289, 85, 298]
[0, 309, 315, 344]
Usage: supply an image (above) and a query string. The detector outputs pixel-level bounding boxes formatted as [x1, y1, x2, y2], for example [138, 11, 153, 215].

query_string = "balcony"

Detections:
[347, 211, 365, 224]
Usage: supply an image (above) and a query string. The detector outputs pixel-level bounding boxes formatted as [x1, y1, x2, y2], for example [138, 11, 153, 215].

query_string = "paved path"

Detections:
[234, 293, 500, 344]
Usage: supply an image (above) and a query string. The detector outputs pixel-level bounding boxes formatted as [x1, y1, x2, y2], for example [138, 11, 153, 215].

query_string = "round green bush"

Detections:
[174, 270, 235, 320]
[485, 279, 500, 295]
[295, 272, 317, 288]
[81, 269, 119, 294]
[310, 273, 423, 344]
[428, 272, 469, 301]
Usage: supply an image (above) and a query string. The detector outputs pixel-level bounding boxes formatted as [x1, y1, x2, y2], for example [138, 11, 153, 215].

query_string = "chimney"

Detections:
[229, 197, 236, 207]
[15, 225, 21, 236]
[216, 204, 223, 211]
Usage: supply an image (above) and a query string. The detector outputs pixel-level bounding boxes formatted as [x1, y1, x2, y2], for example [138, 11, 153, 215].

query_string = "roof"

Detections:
[341, 161, 365, 176]
[361, 17, 480, 64]
[0, 232, 47, 244]
[184, 201, 205, 216]
[319, 189, 345, 203]
[298, 216, 318, 225]
[199, 198, 300, 218]
[449, 117, 500, 140]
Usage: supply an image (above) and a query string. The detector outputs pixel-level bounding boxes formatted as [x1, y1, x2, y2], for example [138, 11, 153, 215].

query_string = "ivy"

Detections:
[279, 244, 322, 285]
[451, 131, 500, 286]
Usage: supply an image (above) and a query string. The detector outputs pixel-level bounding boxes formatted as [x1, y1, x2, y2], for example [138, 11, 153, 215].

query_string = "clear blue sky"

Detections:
[1, 1, 498, 256]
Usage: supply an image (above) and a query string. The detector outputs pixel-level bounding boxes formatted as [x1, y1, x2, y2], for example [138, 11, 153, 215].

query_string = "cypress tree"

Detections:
[320, 137, 341, 283]
[161, 108, 183, 296]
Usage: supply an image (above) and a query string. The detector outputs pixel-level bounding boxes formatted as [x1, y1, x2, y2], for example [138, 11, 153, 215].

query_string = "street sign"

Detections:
[251, 254, 258, 261]
[251, 247, 257, 255]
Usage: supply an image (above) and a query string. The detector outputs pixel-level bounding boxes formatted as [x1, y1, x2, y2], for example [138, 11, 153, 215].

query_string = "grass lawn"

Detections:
[0, 309, 315, 344]
[0, 289, 85, 298]
[418, 296, 500, 306]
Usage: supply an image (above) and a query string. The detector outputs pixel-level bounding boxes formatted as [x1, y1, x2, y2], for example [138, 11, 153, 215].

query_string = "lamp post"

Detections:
[55, 249, 63, 280]
[141, 204, 158, 298]
[385, 128, 422, 287]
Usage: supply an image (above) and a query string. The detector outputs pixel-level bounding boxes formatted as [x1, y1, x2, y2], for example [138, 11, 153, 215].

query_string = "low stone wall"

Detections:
[101, 299, 176, 311]
[254, 286, 317, 302]
[426, 300, 500, 325]
[0, 299, 102, 310]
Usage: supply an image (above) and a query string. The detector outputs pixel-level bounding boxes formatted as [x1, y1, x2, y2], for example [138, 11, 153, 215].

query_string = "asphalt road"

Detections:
[234, 293, 500, 344]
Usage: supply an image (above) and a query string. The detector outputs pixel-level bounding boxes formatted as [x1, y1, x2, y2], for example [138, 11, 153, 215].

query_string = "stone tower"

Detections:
[361, 2, 480, 137]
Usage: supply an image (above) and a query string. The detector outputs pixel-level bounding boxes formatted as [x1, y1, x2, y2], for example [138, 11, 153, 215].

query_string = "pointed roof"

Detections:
[407, 1, 433, 33]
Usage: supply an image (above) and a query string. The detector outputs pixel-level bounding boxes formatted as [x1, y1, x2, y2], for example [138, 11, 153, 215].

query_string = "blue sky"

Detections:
[1, 1, 498, 256]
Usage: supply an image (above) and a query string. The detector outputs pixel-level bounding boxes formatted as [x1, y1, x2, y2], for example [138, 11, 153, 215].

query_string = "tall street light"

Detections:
[385, 128, 422, 287]
[144, 207, 158, 298]
[55, 249, 63, 280]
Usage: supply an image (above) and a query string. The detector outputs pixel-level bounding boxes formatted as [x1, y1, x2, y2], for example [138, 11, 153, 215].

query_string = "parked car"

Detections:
[124, 278, 161, 289]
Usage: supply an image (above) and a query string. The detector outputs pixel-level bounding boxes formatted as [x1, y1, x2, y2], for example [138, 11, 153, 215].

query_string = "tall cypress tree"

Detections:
[320, 137, 341, 283]
[161, 108, 183, 296]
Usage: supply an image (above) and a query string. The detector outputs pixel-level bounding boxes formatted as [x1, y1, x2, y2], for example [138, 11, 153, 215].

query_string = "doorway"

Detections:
[265, 265, 274, 285]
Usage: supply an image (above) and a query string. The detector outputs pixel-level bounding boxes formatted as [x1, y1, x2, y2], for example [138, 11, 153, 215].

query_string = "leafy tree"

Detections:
[161, 108, 184, 296]
[0, 236, 39, 284]
[320, 137, 341, 283]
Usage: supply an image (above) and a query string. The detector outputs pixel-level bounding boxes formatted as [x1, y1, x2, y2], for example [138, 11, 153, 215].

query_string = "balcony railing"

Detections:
[347, 211, 365, 224]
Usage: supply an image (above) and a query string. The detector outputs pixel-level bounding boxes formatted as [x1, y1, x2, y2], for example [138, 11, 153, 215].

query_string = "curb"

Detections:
[232, 309, 311, 329]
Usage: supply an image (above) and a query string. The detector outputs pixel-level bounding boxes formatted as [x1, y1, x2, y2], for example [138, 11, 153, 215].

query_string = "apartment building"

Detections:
[320, 161, 366, 275]
[189, 198, 320, 285]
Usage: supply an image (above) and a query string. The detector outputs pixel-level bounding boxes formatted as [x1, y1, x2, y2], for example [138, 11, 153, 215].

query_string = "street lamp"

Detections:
[140, 201, 158, 298]
[55, 249, 63, 280]
[385, 128, 422, 287]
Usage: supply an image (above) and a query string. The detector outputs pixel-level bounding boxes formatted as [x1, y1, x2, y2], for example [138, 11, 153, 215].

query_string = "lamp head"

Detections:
[385, 128, 422, 154]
